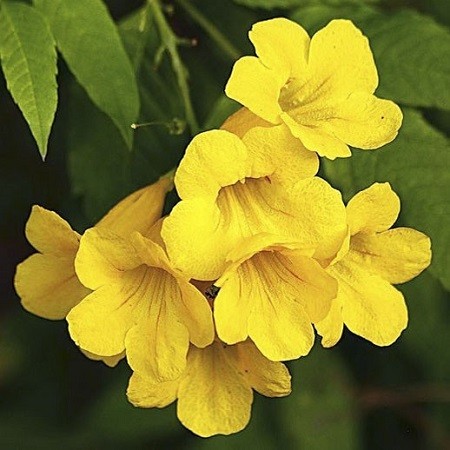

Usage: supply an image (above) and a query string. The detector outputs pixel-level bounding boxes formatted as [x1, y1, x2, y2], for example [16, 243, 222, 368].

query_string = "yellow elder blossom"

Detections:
[316, 183, 432, 347]
[214, 233, 337, 361]
[128, 339, 291, 437]
[14, 177, 173, 366]
[161, 126, 347, 281]
[67, 225, 214, 382]
[225, 18, 403, 159]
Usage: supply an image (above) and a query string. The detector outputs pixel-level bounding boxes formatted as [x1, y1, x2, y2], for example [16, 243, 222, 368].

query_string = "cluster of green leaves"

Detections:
[0, 0, 449, 449]
[0, 0, 139, 158]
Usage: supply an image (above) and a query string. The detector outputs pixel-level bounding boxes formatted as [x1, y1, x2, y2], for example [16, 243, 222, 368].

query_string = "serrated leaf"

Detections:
[0, 1, 57, 159]
[280, 348, 361, 449]
[322, 109, 450, 290]
[290, 7, 450, 110]
[34, 0, 139, 149]
[66, 9, 187, 222]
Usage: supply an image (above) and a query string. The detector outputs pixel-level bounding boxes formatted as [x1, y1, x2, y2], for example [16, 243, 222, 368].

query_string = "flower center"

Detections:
[216, 177, 275, 233]
[278, 76, 331, 123]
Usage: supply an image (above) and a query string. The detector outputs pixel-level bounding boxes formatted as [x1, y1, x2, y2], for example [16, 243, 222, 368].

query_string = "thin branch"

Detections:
[148, 0, 199, 135]
[176, 0, 242, 61]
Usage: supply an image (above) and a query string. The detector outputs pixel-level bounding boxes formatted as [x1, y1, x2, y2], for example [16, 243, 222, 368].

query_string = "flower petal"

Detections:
[225, 56, 284, 124]
[349, 228, 432, 284]
[174, 129, 262, 200]
[322, 92, 403, 150]
[286, 177, 347, 260]
[126, 302, 190, 382]
[242, 124, 319, 182]
[177, 344, 252, 437]
[347, 183, 400, 235]
[132, 233, 214, 348]
[25, 206, 80, 256]
[216, 249, 319, 361]
[81, 349, 125, 367]
[214, 271, 252, 345]
[15, 254, 90, 320]
[96, 176, 173, 238]
[249, 17, 310, 80]
[237, 340, 291, 397]
[75, 228, 141, 289]
[331, 259, 408, 346]
[67, 267, 149, 356]
[162, 197, 225, 280]
[127, 372, 179, 408]
[249, 293, 314, 361]
[177, 282, 215, 348]
[308, 19, 378, 96]
[281, 112, 352, 159]
[314, 296, 344, 348]
[220, 107, 272, 138]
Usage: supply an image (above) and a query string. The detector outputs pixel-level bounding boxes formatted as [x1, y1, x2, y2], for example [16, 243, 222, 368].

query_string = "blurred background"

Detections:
[1, 0, 449, 448]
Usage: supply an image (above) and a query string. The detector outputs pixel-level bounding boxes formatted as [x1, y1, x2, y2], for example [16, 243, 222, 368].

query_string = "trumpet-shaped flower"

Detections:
[162, 127, 347, 280]
[127, 339, 291, 437]
[315, 183, 432, 346]
[225, 18, 403, 159]
[214, 234, 338, 361]
[67, 226, 214, 382]
[14, 177, 173, 366]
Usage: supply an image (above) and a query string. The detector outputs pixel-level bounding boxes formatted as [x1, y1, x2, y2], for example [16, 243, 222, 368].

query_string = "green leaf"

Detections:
[233, 0, 378, 10]
[280, 348, 362, 449]
[34, 0, 139, 149]
[0, 1, 57, 159]
[364, 10, 450, 110]
[322, 109, 450, 290]
[67, 80, 182, 224]
[290, 7, 450, 110]
[67, 8, 185, 223]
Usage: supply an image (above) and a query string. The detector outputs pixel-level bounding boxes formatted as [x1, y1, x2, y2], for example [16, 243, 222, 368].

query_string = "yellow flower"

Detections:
[225, 18, 403, 159]
[15, 206, 91, 321]
[214, 233, 337, 360]
[14, 176, 173, 366]
[67, 225, 214, 382]
[127, 339, 291, 437]
[315, 183, 432, 346]
[161, 127, 347, 280]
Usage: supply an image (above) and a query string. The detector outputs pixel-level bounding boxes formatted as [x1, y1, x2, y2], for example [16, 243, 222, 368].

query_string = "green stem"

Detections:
[148, 0, 199, 135]
[176, 0, 242, 61]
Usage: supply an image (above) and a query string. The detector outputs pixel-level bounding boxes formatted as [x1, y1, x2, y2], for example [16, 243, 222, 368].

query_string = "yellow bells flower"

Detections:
[214, 234, 338, 361]
[162, 127, 347, 280]
[67, 226, 214, 382]
[315, 183, 432, 347]
[14, 176, 173, 366]
[225, 18, 403, 159]
[15, 206, 91, 320]
[127, 339, 291, 437]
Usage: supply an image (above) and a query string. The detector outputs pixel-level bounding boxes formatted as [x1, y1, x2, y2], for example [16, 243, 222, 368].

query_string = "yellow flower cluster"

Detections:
[14, 18, 431, 437]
